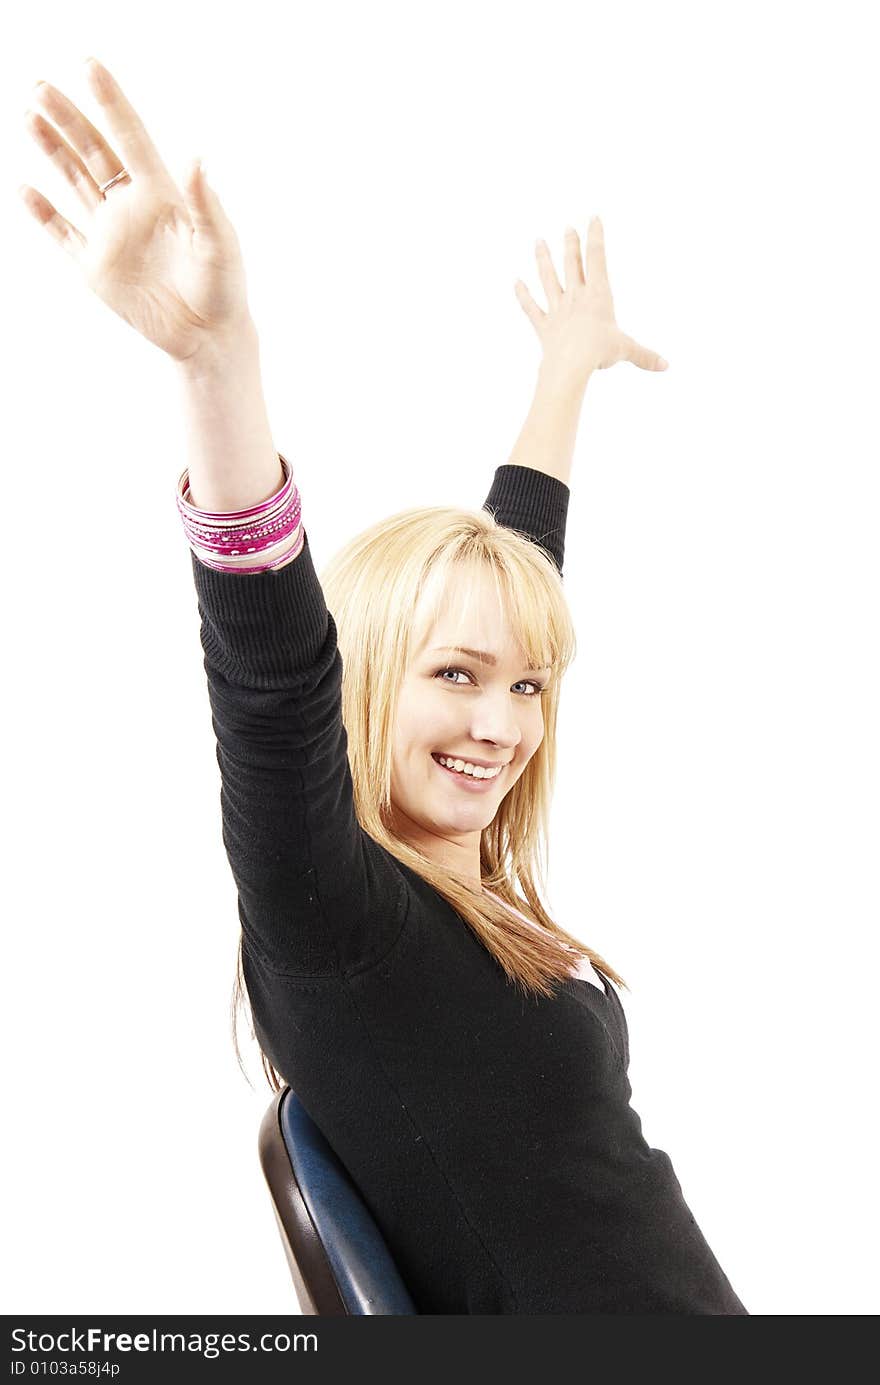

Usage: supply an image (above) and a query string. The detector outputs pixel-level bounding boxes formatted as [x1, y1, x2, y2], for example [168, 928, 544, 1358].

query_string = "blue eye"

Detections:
[435, 667, 546, 696]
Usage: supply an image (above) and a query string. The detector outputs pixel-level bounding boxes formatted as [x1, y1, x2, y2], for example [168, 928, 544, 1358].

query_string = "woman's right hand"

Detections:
[20, 58, 252, 366]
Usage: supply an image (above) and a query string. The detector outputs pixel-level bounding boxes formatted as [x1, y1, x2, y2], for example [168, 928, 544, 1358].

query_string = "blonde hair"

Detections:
[233, 502, 628, 1091]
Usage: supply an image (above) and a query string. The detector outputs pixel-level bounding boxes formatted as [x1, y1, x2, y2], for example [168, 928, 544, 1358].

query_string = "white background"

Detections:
[4, 0, 878, 1317]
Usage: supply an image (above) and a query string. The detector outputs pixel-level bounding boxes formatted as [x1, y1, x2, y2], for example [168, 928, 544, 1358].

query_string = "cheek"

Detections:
[524, 708, 543, 745]
[519, 723, 544, 770]
[389, 709, 436, 784]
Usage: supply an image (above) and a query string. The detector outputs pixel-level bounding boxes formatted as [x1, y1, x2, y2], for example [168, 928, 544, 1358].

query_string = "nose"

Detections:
[467, 696, 524, 754]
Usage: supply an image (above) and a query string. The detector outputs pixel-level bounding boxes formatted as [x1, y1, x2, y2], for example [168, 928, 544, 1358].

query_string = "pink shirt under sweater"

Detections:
[482, 890, 605, 991]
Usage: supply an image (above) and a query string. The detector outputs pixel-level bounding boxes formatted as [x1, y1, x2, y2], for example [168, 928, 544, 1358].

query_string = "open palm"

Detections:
[515, 218, 667, 381]
[20, 58, 251, 364]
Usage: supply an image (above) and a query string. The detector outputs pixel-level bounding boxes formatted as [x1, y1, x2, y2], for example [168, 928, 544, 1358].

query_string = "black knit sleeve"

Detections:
[189, 533, 408, 977]
[481, 464, 570, 576]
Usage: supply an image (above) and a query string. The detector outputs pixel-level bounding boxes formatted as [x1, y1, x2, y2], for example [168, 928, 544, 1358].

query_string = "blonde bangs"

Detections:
[404, 521, 576, 688]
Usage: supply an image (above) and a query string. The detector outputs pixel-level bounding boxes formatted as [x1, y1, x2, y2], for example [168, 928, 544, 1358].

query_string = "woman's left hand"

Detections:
[514, 217, 668, 383]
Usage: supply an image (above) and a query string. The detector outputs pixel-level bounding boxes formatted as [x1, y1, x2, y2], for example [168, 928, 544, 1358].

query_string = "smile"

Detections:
[431, 753, 504, 789]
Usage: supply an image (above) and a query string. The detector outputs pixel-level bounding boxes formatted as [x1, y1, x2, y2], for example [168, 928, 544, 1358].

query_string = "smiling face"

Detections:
[387, 565, 550, 885]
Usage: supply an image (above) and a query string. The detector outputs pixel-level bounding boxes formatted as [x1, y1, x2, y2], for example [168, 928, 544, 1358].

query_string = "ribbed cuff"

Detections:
[482, 464, 570, 574]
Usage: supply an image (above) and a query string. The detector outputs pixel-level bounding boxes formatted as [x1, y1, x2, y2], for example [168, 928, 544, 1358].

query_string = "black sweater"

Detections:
[190, 463, 747, 1315]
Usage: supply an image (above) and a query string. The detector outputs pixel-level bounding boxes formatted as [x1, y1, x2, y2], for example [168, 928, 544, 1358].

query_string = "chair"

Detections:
[258, 1085, 419, 1315]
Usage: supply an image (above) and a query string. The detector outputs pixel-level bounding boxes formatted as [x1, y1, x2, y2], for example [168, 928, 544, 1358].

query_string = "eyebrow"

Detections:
[431, 646, 550, 673]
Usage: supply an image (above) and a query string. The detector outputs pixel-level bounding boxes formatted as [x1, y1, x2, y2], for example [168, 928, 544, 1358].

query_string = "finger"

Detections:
[585, 215, 609, 287]
[30, 75, 133, 191]
[514, 278, 546, 332]
[563, 225, 585, 289]
[84, 58, 175, 183]
[31, 59, 166, 188]
[18, 182, 87, 264]
[24, 109, 104, 214]
[535, 239, 563, 308]
[84, 58, 173, 181]
[623, 334, 669, 371]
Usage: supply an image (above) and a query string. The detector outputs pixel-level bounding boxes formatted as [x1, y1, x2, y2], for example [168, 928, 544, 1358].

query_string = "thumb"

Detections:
[183, 157, 223, 237]
[624, 334, 669, 372]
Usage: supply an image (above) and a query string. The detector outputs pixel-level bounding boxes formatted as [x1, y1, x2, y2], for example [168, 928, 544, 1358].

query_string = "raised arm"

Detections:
[512, 218, 668, 421]
[19, 59, 410, 976]
[177, 321, 413, 976]
[483, 219, 667, 573]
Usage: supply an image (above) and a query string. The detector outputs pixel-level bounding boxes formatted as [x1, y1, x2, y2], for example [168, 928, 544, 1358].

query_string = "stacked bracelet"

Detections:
[176, 452, 304, 574]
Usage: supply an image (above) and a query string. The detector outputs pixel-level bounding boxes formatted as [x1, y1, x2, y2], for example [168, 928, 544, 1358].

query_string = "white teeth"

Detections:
[437, 755, 502, 780]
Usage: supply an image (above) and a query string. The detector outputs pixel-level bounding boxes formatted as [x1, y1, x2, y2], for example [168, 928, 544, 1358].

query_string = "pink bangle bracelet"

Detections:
[176, 452, 304, 574]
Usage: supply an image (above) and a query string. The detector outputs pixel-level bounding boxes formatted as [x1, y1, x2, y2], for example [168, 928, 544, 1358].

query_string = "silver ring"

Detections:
[98, 168, 130, 197]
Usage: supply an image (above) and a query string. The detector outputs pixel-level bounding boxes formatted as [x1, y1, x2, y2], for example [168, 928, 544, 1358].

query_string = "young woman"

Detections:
[21, 58, 747, 1315]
